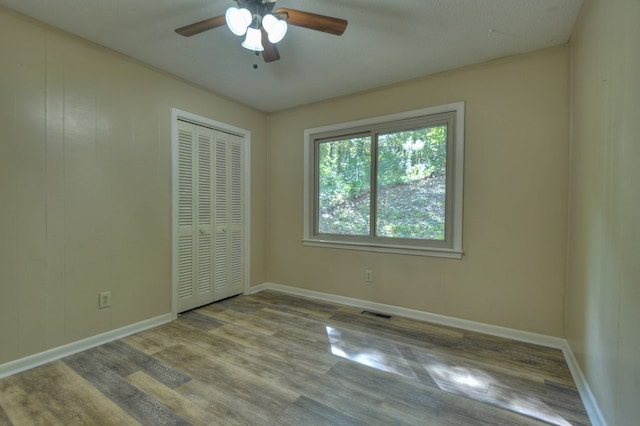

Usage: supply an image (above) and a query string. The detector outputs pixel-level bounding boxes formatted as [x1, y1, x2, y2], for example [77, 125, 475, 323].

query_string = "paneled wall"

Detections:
[0, 7, 268, 365]
[568, 0, 640, 424]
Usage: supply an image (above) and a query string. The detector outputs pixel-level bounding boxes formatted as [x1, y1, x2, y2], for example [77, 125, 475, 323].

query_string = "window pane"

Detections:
[376, 126, 447, 240]
[317, 137, 371, 235]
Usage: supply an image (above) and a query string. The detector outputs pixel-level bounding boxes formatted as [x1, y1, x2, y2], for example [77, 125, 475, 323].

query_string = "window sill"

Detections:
[302, 239, 463, 259]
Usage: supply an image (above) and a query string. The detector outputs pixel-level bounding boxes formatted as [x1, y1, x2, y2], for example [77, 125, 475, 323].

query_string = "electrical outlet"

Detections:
[99, 291, 111, 309]
[364, 269, 373, 283]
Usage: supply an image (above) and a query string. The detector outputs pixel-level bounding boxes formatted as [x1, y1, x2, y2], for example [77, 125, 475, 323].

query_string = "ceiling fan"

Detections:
[175, 0, 348, 63]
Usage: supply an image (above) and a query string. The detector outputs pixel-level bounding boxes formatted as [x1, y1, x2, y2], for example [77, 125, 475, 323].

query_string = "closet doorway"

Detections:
[171, 109, 250, 314]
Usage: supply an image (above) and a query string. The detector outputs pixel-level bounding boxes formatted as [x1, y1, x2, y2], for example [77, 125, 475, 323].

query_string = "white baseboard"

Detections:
[561, 342, 607, 426]
[1, 284, 606, 426]
[0, 313, 173, 379]
[249, 282, 607, 426]
[249, 282, 565, 347]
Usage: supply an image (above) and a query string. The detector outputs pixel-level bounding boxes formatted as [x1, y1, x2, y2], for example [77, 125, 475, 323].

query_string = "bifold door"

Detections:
[175, 120, 244, 313]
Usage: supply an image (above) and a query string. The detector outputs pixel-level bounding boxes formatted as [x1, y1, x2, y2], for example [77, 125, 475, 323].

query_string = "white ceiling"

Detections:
[0, 0, 583, 112]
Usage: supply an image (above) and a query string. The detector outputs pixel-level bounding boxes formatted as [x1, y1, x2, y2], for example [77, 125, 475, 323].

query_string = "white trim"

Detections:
[170, 108, 252, 317]
[303, 102, 466, 135]
[0, 279, 606, 426]
[561, 342, 608, 426]
[301, 239, 463, 259]
[172, 108, 249, 138]
[249, 282, 564, 348]
[0, 314, 172, 379]
[249, 282, 606, 426]
[452, 102, 465, 251]
[303, 102, 465, 257]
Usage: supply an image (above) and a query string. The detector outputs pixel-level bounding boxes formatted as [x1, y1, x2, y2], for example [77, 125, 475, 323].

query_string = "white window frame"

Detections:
[303, 102, 464, 259]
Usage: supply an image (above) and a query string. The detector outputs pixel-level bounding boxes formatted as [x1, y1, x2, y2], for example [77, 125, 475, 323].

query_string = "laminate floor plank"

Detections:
[375, 312, 467, 339]
[327, 310, 458, 351]
[0, 362, 138, 425]
[543, 380, 592, 426]
[297, 372, 412, 426]
[256, 307, 336, 338]
[277, 395, 366, 426]
[250, 291, 343, 319]
[410, 344, 547, 387]
[331, 309, 561, 384]
[176, 378, 282, 425]
[178, 310, 226, 331]
[154, 343, 298, 418]
[103, 340, 192, 389]
[122, 318, 225, 357]
[126, 371, 225, 426]
[197, 304, 281, 336]
[63, 350, 191, 426]
[328, 308, 575, 389]
[206, 334, 386, 418]
[409, 346, 549, 393]
[378, 397, 442, 425]
[209, 340, 333, 398]
[241, 307, 346, 356]
[121, 326, 182, 356]
[0, 404, 11, 426]
[151, 321, 238, 355]
[215, 295, 272, 314]
[0, 290, 590, 425]
[326, 359, 546, 425]
[209, 322, 338, 374]
[327, 358, 446, 412]
[418, 340, 575, 388]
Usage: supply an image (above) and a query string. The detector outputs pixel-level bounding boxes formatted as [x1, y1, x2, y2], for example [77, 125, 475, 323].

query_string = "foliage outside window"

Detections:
[304, 103, 464, 258]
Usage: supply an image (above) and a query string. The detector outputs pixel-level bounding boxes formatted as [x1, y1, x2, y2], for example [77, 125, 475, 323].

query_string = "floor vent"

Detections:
[361, 310, 392, 319]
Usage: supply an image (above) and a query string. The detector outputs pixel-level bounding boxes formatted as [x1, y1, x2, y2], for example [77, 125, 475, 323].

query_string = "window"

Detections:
[303, 102, 464, 258]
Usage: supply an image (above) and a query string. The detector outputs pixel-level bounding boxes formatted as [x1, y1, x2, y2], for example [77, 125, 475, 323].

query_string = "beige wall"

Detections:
[267, 46, 570, 336]
[568, 0, 640, 424]
[0, 7, 268, 365]
[4, 3, 636, 423]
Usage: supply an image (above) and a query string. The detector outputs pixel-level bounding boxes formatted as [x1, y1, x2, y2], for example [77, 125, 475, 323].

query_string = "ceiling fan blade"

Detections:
[175, 15, 226, 37]
[261, 29, 281, 62]
[275, 8, 347, 36]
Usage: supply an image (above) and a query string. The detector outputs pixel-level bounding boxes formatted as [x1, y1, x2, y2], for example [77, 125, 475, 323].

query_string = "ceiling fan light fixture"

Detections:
[266, 19, 287, 44]
[176, 2, 348, 63]
[226, 7, 252, 36]
[261, 14, 277, 32]
[241, 27, 264, 51]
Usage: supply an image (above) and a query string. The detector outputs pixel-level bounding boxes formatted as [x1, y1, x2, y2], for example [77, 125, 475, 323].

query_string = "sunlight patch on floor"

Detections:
[325, 326, 417, 380]
[425, 361, 572, 426]
[325, 324, 573, 426]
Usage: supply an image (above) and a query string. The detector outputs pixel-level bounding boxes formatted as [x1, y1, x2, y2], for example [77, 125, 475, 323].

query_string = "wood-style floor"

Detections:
[0, 290, 590, 425]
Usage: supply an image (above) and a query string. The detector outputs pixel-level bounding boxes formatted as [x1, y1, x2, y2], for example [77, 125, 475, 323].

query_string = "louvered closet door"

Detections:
[195, 125, 214, 306]
[176, 120, 215, 312]
[213, 131, 243, 301]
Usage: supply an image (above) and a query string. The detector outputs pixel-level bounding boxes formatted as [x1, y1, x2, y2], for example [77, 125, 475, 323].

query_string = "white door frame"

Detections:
[170, 108, 251, 318]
